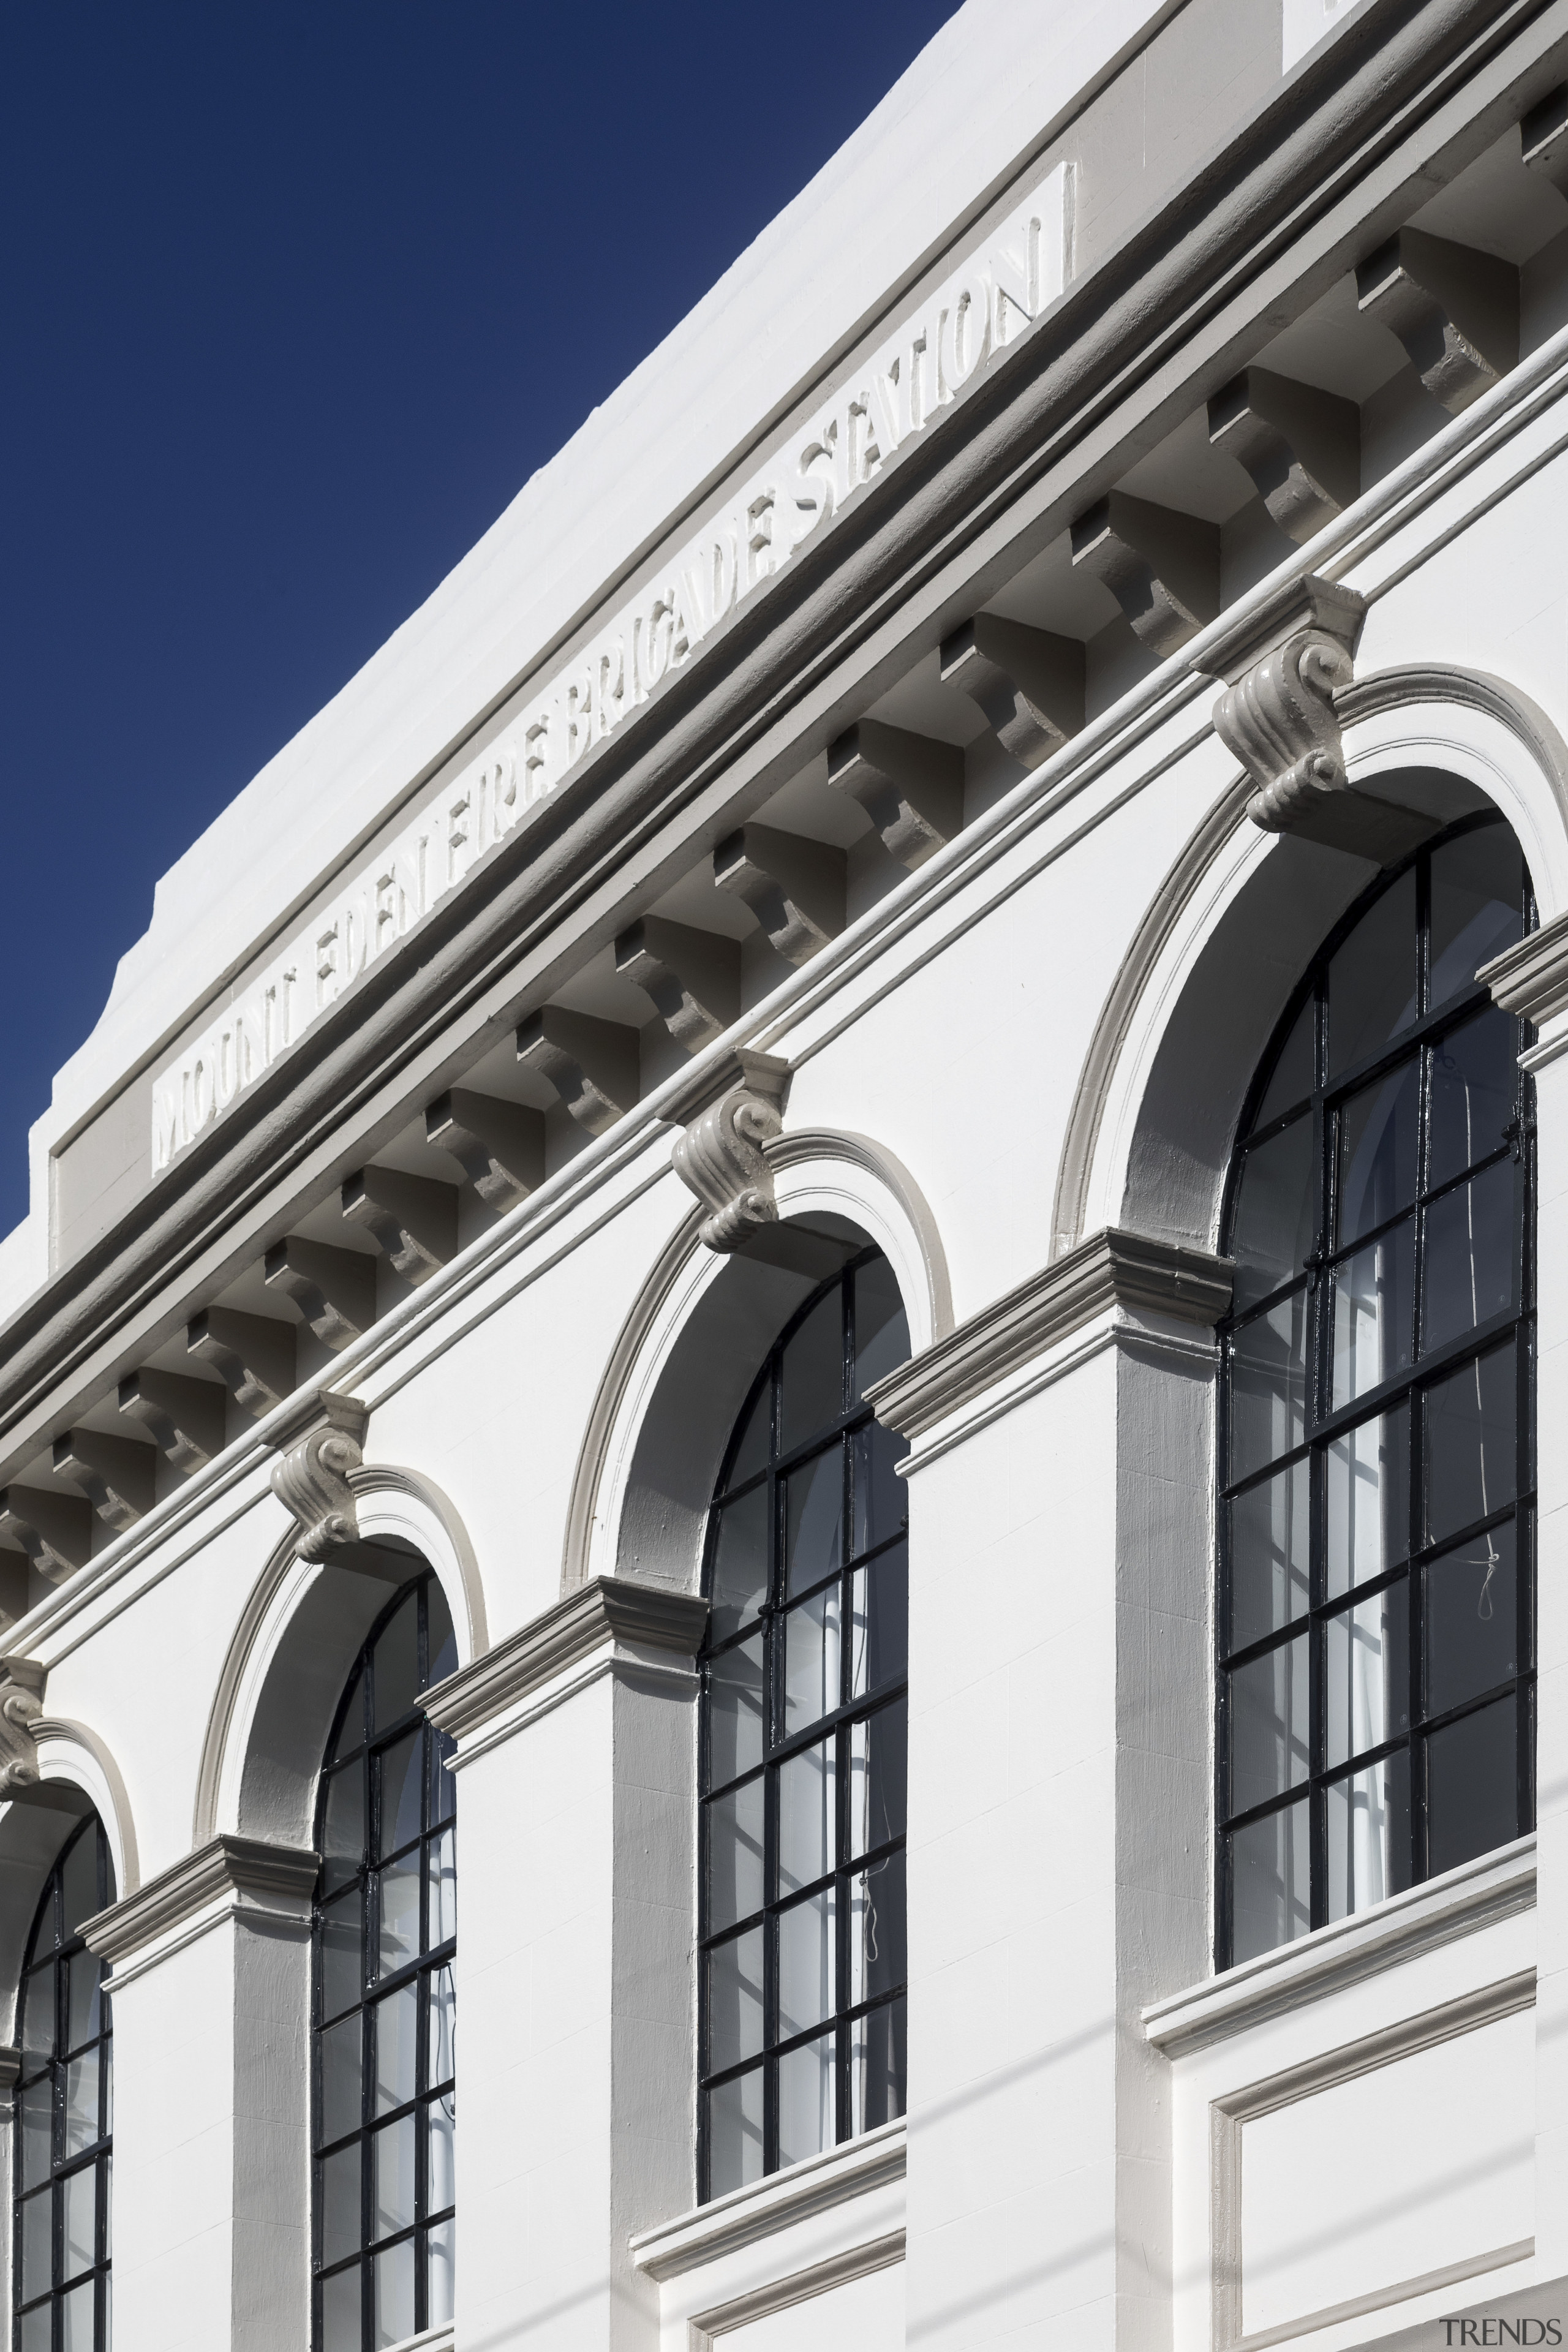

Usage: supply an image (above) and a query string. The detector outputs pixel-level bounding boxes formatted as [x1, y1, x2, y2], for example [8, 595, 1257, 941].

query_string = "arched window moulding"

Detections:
[1055, 666, 1568, 1262]
[29, 1722, 140, 1901]
[562, 1132, 952, 1596]
[194, 1461, 485, 1848]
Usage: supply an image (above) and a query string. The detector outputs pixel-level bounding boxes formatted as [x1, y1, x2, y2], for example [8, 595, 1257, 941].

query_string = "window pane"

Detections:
[1325, 1580, 1409, 1766]
[1337, 1060, 1418, 1249]
[19, 2073, 51, 2191]
[377, 1853, 421, 1981]
[426, 2089, 456, 2218]
[706, 2068, 764, 2196]
[321, 1890, 364, 2022]
[372, 2111, 417, 2241]
[430, 1965, 456, 2089]
[784, 1446, 843, 1593]
[20, 2185, 51, 2303]
[1429, 1006, 1517, 1186]
[1228, 1287, 1308, 1484]
[331, 1665, 366, 1762]
[60, 2278, 94, 2352]
[1327, 1749, 1411, 1921]
[377, 1731, 423, 1862]
[426, 1824, 456, 1951]
[59, 1831, 99, 1943]
[1423, 1160, 1516, 1355]
[851, 1421, 907, 1557]
[707, 1634, 764, 1789]
[426, 1577, 457, 1689]
[320, 2014, 363, 2146]
[21, 1965, 54, 2061]
[66, 1950, 101, 2055]
[1326, 1404, 1409, 1598]
[320, 2141, 361, 2270]
[372, 2235, 415, 2350]
[850, 1996, 907, 2137]
[780, 1291, 844, 1455]
[19, 2304, 50, 2352]
[1256, 994, 1316, 1128]
[373, 1982, 418, 2117]
[1229, 1461, 1310, 1651]
[849, 1697, 908, 1859]
[427, 2214, 456, 2324]
[708, 1777, 764, 1931]
[849, 1850, 906, 2006]
[725, 1379, 771, 1490]
[1230, 1116, 1314, 1311]
[1332, 1216, 1414, 1409]
[1426, 1348, 1515, 1546]
[322, 1762, 366, 1895]
[1228, 1637, 1309, 1816]
[1328, 867, 1416, 1076]
[1230, 1799, 1310, 1963]
[778, 1740, 835, 1896]
[777, 2029, 835, 2169]
[1427, 1696, 1518, 1875]
[710, 1487, 769, 1643]
[64, 2049, 99, 2158]
[854, 1259, 910, 1398]
[62, 2163, 96, 2280]
[320, 2263, 361, 2352]
[372, 1594, 420, 1732]
[1426, 1521, 1518, 1717]
[1429, 825, 1524, 1009]
[783, 1583, 842, 1739]
[777, 1887, 836, 2041]
[707, 1929, 765, 2073]
[428, 1727, 456, 1829]
[850, 1545, 907, 1697]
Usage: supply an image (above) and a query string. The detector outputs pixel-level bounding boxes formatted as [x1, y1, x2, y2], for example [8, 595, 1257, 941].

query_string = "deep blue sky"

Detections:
[0, 1, 960, 1233]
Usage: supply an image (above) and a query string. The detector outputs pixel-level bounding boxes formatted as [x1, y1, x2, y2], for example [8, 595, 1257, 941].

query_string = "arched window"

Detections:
[312, 1571, 458, 2351]
[698, 1245, 911, 2199]
[12, 1813, 115, 2352]
[1218, 814, 1535, 1967]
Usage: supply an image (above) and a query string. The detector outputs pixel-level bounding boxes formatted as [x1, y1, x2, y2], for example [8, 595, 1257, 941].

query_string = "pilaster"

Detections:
[423, 1575, 707, 2352]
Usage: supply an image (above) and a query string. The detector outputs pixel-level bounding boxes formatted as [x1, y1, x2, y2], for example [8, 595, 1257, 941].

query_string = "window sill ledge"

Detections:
[630, 2118, 907, 2280]
[1143, 1834, 1536, 2059]
[380, 2326, 453, 2352]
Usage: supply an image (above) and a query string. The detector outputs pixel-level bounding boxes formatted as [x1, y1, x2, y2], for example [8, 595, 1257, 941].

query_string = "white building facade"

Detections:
[4, 2, 1568, 2347]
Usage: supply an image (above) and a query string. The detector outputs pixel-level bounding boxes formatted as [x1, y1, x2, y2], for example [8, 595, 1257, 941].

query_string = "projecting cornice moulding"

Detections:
[866, 1227, 1233, 1440]
[1480, 910, 1568, 1028]
[423, 1574, 708, 1744]
[81, 1832, 319, 1968]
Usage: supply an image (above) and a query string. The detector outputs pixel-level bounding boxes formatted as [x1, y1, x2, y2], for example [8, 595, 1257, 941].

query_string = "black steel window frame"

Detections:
[697, 1246, 910, 2199]
[1216, 813, 1536, 1968]
[11, 1815, 114, 2352]
[311, 1570, 457, 2352]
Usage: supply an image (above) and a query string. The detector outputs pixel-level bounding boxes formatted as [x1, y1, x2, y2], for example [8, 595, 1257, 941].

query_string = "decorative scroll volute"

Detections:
[1215, 628, 1355, 830]
[0, 1659, 45, 1798]
[1205, 576, 1367, 835]
[268, 1392, 370, 1562]
[669, 1050, 791, 1253]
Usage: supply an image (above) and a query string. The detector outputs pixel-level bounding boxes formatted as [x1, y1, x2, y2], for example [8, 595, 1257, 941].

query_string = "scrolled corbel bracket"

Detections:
[267, 1391, 371, 1563]
[666, 1049, 792, 1254]
[1205, 576, 1366, 831]
[1203, 578, 1431, 864]
[0, 1658, 46, 1797]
